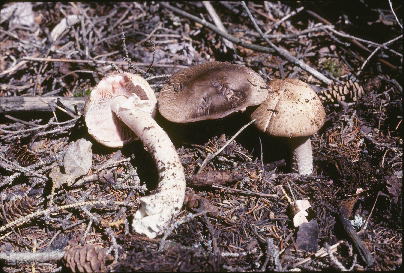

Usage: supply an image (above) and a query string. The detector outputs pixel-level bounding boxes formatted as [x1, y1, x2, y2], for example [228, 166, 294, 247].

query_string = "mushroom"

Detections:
[250, 78, 325, 175]
[158, 61, 268, 123]
[84, 72, 186, 238]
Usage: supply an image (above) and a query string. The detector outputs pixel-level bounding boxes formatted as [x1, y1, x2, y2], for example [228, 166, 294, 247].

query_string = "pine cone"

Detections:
[322, 80, 365, 102]
[0, 196, 37, 223]
[6, 143, 39, 167]
[64, 244, 111, 273]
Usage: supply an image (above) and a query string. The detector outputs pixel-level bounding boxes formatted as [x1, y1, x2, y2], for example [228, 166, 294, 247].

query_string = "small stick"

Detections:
[133, 21, 161, 48]
[22, 56, 190, 69]
[0, 156, 47, 180]
[203, 214, 219, 254]
[388, 0, 403, 29]
[270, 6, 305, 32]
[68, 196, 121, 261]
[0, 29, 41, 48]
[202, 1, 234, 52]
[159, 3, 276, 54]
[251, 224, 283, 271]
[212, 184, 277, 198]
[112, 8, 131, 30]
[0, 173, 22, 188]
[358, 34, 403, 75]
[358, 191, 388, 234]
[292, 240, 344, 267]
[159, 211, 207, 251]
[325, 242, 357, 271]
[197, 119, 256, 174]
[0, 60, 29, 77]
[338, 204, 374, 266]
[4, 115, 40, 126]
[146, 38, 156, 74]
[121, 25, 135, 74]
[281, 185, 292, 204]
[260, 236, 283, 271]
[240, 1, 332, 85]
[48, 177, 56, 206]
[259, 137, 265, 172]
[0, 251, 65, 265]
[305, 9, 400, 70]
[0, 200, 126, 233]
[0, 96, 85, 114]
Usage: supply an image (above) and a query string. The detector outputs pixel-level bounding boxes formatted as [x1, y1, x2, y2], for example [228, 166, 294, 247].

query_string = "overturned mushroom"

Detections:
[85, 72, 157, 147]
[84, 72, 186, 238]
[251, 78, 325, 175]
[158, 61, 268, 123]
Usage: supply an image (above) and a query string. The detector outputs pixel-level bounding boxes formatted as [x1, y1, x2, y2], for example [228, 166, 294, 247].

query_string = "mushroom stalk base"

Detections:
[288, 137, 313, 175]
[111, 96, 186, 238]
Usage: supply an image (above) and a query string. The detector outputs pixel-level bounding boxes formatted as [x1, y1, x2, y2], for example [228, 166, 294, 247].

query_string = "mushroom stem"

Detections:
[111, 96, 186, 238]
[288, 136, 313, 175]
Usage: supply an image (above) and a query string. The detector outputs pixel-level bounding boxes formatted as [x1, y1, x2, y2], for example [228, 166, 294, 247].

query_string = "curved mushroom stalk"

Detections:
[84, 73, 186, 238]
[288, 136, 313, 175]
[111, 96, 186, 238]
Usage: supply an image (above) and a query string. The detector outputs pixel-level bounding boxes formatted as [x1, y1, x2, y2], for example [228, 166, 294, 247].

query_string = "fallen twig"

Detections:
[251, 224, 283, 271]
[0, 155, 48, 180]
[0, 60, 30, 77]
[0, 250, 65, 265]
[358, 191, 389, 234]
[0, 173, 22, 188]
[0, 200, 126, 233]
[305, 9, 400, 71]
[358, 34, 403, 75]
[21, 56, 190, 69]
[338, 203, 374, 266]
[262, 237, 283, 271]
[202, 1, 235, 52]
[162, 2, 332, 85]
[241, 1, 332, 85]
[292, 240, 344, 267]
[203, 214, 219, 254]
[212, 184, 277, 198]
[268, 6, 305, 33]
[159, 211, 207, 251]
[197, 119, 256, 174]
[0, 96, 85, 114]
[159, 3, 275, 55]
[388, 0, 403, 28]
[67, 195, 121, 261]
[325, 242, 357, 271]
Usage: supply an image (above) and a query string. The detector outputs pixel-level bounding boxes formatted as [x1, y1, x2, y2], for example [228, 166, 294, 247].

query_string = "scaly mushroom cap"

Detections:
[84, 72, 157, 147]
[158, 61, 268, 123]
[251, 78, 325, 137]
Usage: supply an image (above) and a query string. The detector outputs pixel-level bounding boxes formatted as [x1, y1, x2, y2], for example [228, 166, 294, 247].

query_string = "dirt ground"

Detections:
[0, 2, 402, 272]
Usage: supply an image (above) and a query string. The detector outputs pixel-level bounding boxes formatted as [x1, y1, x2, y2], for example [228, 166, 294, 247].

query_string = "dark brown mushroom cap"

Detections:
[158, 61, 268, 123]
[251, 78, 325, 137]
[84, 72, 157, 148]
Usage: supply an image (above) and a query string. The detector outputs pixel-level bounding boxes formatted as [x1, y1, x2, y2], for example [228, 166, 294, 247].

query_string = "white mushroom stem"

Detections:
[111, 96, 186, 238]
[288, 136, 313, 175]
